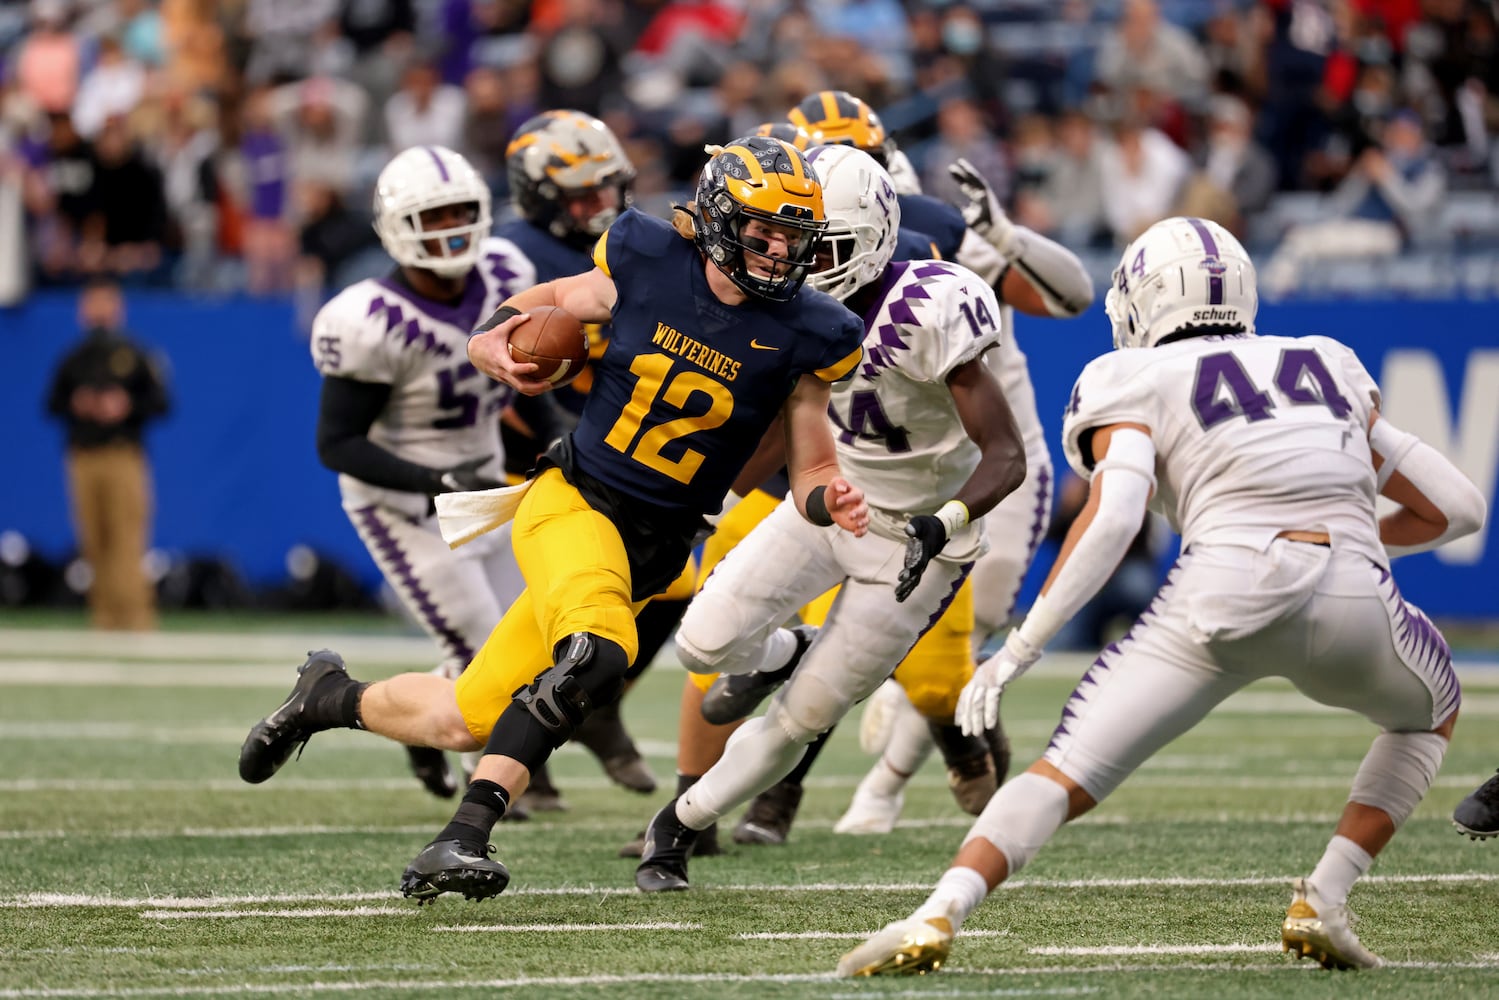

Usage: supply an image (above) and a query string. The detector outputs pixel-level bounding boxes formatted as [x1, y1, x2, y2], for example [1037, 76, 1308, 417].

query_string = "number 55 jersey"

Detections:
[309, 238, 537, 517]
[1062, 332, 1388, 568]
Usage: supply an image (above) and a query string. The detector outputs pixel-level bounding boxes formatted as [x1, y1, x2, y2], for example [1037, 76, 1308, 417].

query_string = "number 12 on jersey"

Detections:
[604, 353, 734, 484]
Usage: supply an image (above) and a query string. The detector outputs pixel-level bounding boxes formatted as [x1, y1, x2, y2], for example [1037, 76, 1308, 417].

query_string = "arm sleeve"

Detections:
[315, 376, 445, 494]
[1016, 429, 1156, 651]
[812, 312, 865, 383]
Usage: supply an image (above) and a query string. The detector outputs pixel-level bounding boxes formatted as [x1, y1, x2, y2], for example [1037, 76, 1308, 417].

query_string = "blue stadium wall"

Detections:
[3, 292, 1496, 620]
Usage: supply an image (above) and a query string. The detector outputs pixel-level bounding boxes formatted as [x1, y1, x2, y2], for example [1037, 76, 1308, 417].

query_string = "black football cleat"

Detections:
[399, 839, 510, 905]
[635, 800, 699, 892]
[619, 821, 721, 859]
[405, 746, 458, 799]
[1454, 769, 1499, 840]
[238, 650, 350, 784]
[733, 779, 804, 845]
[573, 702, 658, 794]
[701, 625, 817, 725]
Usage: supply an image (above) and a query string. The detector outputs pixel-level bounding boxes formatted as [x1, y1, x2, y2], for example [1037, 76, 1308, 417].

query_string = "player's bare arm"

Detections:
[731, 413, 788, 498]
[469, 268, 618, 395]
[1366, 408, 1486, 554]
[945, 353, 1026, 519]
[783, 373, 869, 537]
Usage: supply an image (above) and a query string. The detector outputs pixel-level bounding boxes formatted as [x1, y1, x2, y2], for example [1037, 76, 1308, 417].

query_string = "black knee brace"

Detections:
[512, 633, 629, 745]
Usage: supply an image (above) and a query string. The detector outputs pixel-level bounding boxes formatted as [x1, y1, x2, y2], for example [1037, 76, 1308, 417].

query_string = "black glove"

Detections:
[433, 456, 505, 494]
[896, 515, 948, 603]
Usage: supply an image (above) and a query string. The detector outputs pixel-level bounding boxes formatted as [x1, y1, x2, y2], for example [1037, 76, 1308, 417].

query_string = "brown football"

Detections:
[507, 305, 589, 388]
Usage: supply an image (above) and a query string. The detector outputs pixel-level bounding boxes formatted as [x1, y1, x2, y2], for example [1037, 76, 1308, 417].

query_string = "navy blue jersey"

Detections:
[892, 226, 942, 262]
[570, 209, 864, 513]
[496, 217, 607, 414]
[896, 193, 966, 261]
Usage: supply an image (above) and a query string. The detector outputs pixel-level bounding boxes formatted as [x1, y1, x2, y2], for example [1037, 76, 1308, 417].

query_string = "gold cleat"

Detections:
[1279, 878, 1383, 970]
[836, 916, 954, 977]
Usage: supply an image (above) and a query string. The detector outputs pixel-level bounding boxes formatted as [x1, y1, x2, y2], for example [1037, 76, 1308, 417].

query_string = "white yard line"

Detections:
[0, 629, 436, 664]
[738, 929, 1010, 940]
[17, 809, 1449, 840]
[432, 922, 701, 933]
[6, 872, 1497, 910]
[2, 772, 1493, 794]
[141, 907, 416, 920]
[10, 963, 1499, 1000]
[1028, 944, 1269, 956]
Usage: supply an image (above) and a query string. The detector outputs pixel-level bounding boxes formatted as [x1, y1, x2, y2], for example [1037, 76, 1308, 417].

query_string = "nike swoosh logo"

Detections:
[453, 853, 488, 865]
[749, 339, 778, 351]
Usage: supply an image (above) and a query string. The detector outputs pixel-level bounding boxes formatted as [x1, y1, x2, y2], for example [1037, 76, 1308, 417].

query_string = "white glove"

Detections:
[947, 157, 1018, 257]
[956, 631, 1041, 737]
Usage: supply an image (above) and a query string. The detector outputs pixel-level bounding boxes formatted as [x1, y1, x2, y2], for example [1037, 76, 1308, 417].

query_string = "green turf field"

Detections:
[0, 621, 1496, 998]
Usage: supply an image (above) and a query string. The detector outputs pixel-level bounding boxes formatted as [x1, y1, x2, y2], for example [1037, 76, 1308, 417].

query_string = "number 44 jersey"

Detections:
[1062, 332, 1389, 567]
[828, 258, 1004, 554]
[309, 238, 537, 516]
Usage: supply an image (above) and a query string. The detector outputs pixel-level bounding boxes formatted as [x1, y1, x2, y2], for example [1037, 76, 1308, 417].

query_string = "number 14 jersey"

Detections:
[1061, 332, 1388, 567]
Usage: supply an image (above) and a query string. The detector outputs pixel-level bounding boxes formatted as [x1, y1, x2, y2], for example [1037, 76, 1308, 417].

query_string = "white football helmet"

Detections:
[1106, 216, 1257, 349]
[373, 145, 492, 280]
[804, 145, 901, 302]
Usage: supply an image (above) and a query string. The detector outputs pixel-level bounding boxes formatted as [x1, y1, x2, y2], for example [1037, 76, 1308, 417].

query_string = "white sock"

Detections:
[882, 703, 934, 775]
[859, 757, 907, 800]
[913, 866, 989, 930]
[1308, 835, 1373, 907]
[676, 715, 804, 829]
[715, 627, 798, 677]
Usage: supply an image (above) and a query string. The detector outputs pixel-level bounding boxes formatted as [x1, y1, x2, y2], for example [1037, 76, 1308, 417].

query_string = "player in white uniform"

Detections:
[838, 216, 1488, 977]
[830, 153, 1089, 836]
[301, 145, 535, 797]
[632, 146, 1029, 892]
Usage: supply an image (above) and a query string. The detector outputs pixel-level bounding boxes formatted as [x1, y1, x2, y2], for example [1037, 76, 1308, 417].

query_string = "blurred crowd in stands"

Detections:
[1, 0, 1496, 302]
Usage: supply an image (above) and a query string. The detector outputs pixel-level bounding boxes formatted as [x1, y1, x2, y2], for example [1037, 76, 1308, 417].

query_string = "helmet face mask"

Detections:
[788, 91, 897, 169]
[373, 145, 492, 280]
[1110, 216, 1258, 349]
[695, 135, 828, 302]
[507, 110, 636, 249]
[803, 144, 901, 302]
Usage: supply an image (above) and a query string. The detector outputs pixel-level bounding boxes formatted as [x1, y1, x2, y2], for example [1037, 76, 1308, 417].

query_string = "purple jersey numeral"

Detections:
[433, 362, 481, 429]
[1275, 348, 1353, 419]
[829, 390, 910, 453]
[1191, 348, 1355, 430]
[958, 296, 996, 339]
[1192, 352, 1275, 429]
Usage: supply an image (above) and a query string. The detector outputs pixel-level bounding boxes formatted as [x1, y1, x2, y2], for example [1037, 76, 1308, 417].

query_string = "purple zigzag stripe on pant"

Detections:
[353, 506, 474, 664]
[917, 560, 975, 641]
[1045, 553, 1187, 755]
[1377, 564, 1460, 722]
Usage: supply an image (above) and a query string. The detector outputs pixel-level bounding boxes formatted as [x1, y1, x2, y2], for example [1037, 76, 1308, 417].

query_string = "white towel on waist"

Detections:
[435, 480, 535, 549]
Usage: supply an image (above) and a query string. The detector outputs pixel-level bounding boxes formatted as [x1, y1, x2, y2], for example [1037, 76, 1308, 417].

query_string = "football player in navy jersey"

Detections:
[236, 135, 870, 904]
[490, 109, 660, 808]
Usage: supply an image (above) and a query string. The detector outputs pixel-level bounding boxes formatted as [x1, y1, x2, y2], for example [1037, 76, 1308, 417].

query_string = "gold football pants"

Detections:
[455, 468, 647, 742]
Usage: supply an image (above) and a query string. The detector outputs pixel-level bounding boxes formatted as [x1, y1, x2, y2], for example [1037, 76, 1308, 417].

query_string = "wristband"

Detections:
[934, 499, 969, 538]
[806, 485, 833, 526]
[474, 304, 522, 334]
